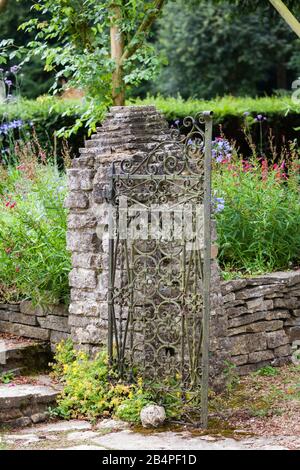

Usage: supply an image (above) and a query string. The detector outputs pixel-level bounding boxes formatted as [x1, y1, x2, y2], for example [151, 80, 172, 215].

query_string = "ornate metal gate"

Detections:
[107, 112, 213, 426]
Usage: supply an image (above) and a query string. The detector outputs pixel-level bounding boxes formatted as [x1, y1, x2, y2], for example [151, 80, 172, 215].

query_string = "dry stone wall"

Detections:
[0, 301, 70, 350]
[220, 271, 300, 374]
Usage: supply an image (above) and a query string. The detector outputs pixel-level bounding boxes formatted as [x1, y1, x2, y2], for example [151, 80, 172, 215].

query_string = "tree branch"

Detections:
[269, 0, 300, 38]
[0, 0, 8, 13]
[120, 0, 165, 64]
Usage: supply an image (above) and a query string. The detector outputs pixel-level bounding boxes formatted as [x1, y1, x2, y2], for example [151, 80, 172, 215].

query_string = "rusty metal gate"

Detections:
[106, 112, 213, 427]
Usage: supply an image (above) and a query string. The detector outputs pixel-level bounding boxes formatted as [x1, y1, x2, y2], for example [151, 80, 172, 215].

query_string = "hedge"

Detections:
[1, 95, 300, 156]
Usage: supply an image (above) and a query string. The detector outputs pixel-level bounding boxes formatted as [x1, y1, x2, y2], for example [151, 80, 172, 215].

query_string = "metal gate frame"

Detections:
[106, 112, 213, 427]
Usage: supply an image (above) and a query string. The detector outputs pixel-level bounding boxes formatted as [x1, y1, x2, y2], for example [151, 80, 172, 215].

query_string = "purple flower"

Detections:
[211, 137, 232, 163]
[175, 119, 180, 126]
[10, 65, 20, 74]
[213, 196, 225, 213]
[5, 79, 12, 87]
[243, 112, 250, 117]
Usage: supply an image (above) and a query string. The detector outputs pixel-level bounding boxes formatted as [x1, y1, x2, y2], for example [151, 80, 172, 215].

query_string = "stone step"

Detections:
[0, 335, 52, 377]
[0, 378, 60, 428]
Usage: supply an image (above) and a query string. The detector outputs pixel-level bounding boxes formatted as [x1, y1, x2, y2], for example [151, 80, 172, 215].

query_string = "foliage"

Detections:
[0, 0, 53, 99]
[255, 366, 280, 377]
[0, 0, 165, 132]
[0, 371, 14, 384]
[51, 341, 155, 423]
[0, 139, 70, 305]
[213, 120, 300, 276]
[141, 0, 300, 99]
[2, 94, 300, 152]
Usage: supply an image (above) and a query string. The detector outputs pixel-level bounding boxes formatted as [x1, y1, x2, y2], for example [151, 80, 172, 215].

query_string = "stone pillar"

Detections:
[65, 106, 170, 355]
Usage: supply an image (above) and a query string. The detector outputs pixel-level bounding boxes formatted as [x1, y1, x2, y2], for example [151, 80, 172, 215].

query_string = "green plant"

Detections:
[255, 366, 280, 377]
[51, 341, 156, 423]
[213, 125, 300, 276]
[0, 145, 71, 305]
[223, 360, 240, 393]
[0, 371, 14, 384]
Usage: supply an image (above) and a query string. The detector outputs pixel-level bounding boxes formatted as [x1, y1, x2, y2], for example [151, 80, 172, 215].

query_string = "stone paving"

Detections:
[1, 419, 299, 450]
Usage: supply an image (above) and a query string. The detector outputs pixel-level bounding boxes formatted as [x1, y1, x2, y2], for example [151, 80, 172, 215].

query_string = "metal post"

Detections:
[107, 163, 115, 366]
[201, 111, 213, 428]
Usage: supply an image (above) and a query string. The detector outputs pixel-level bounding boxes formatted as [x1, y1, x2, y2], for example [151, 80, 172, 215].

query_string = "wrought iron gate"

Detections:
[107, 112, 213, 427]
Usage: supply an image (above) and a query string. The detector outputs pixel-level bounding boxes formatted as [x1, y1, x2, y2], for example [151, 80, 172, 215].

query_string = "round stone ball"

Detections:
[140, 404, 166, 428]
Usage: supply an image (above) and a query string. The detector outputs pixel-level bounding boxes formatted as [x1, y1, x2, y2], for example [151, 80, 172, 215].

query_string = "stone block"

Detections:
[0, 320, 50, 340]
[69, 300, 101, 317]
[67, 169, 94, 191]
[67, 213, 97, 230]
[20, 301, 45, 316]
[64, 192, 89, 209]
[67, 231, 99, 253]
[38, 315, 70, 333]
[222, 292, 236, 303]
[274, 344, 291, 357]
[248, 350, 274, 363]
[246, 299, 273, 313]
[230, 354, 249, 366]
[229, 333, 267, 356]
[221, 279, 247, 295]
[235, 285, 275, 300]
[289, 326, 300, 342]
[69, 268, 97, 289]
[71, 253, 103, 269]
[273, 297, 298, 310]
[0, 303, 20, 312]
[8, 312, 38, 326]
[229, 320, 283, 336]
[266, 330, 289, 349]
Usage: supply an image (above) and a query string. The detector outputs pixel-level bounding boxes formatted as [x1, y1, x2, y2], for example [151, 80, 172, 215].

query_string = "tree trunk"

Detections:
[110, 17, 125, 106]
[0, 0, 8, 12]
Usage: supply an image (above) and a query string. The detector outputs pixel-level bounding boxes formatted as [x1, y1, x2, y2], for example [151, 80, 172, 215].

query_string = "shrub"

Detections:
[51, 341, 155, 423]
[2, 95, 300, 161]
[213, 127, 300, 277]
[0, 146, 70, 305]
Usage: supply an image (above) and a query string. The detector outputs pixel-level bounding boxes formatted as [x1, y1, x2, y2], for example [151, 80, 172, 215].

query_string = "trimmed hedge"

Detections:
[1, 95, 300, 155]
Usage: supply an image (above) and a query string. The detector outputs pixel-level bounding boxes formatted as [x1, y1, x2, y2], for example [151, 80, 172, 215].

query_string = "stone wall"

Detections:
[0, 302, 70, 350]
[219, 271, 300, 375]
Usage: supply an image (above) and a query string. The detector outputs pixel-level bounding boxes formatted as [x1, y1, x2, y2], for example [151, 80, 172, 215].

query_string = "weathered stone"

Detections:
[221, 279, 247, 295]
[246, 299, 273, 313]
[222, 292, 236, 303]
[72, 253, 103, 269]
[140, 405, 166, 428]
[8, 312, 38, 326]
[229, 333, 267, 356]
[227, 306, 248, 319]
[69, 301, 103, 317]
[289, 327, 300, 342]
[273, 297, 298, 310]
[228, 320, 283, 336]
[67, 169, 94, 191]
[230, 354, 249, 366]
[67, 213, 97, 230]
[235, 285, 275, 300]
[38, 315, 70, 333]
[64, 192, 89, 209]
[96, 419, 130, 431]
[50, 331, 71, 349]
[69, 268, 97, 289]
[72, 324, 107, 345]
[292, 309, 300, 317]
[266, 330, 289, 349]
[274, 344, 291, 357]
[0, 310, 11, 322]
[20, 301, 45, 316]
[67, 231, 99, 253]
[248, 350, 274, 363]
[0, 321, 50, 341]
[31, 412, 49, 424]
[0, 303, 20, 312]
